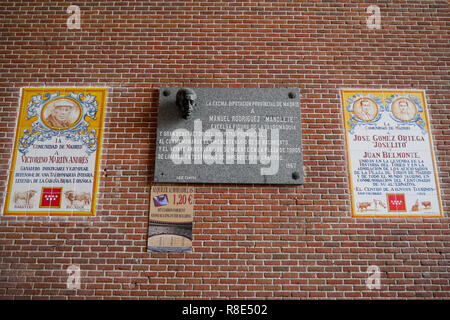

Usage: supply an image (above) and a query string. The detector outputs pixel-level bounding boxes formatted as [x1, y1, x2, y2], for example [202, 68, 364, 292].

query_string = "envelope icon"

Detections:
[153, 194, 169, 207]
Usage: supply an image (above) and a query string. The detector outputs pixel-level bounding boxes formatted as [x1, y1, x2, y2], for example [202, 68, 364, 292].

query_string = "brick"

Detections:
[0, 0, 448, 301]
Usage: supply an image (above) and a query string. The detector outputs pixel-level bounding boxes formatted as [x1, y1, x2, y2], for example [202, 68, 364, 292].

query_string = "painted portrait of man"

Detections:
[392, 98, 417, 122]
[354, 98, 378, 122]
[42, 98, 80, 129]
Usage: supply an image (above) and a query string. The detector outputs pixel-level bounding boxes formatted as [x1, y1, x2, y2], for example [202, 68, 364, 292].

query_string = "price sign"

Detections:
[148, 185, 194, 253]
[149, 185, 194, 223]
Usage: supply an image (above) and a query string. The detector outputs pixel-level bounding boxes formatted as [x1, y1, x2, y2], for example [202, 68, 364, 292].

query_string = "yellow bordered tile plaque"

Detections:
[341, 89, 443, 217]
[3, 88, 107, 216]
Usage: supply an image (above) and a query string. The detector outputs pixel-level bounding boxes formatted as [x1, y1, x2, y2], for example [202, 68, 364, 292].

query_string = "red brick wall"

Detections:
[0, 0, 448, 299]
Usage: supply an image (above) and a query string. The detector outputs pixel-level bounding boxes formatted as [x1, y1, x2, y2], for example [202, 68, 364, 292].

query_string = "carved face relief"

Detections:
[176, 88, 197, 119]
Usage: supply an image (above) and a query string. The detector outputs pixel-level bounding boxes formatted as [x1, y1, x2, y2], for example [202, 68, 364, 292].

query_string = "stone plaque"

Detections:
[154, 87, 304, 184]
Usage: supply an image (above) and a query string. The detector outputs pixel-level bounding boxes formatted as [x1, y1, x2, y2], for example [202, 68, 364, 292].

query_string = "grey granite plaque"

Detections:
[154, 87, 304, 184]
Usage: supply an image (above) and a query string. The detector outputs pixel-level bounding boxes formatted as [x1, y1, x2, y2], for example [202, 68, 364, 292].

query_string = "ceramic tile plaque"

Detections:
[2, 88, 107, 216]
[154, 87, 304, 184]
[341, 89, 443, 217]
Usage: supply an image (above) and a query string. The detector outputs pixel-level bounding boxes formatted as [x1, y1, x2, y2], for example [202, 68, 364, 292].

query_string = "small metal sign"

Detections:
[154, 87, 304, 184]
[148, 185, 194, 253]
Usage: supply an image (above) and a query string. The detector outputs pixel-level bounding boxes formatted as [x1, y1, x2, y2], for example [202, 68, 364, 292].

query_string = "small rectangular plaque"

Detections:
[154, 87, 304, 184]
[147, 185, 194, 253]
